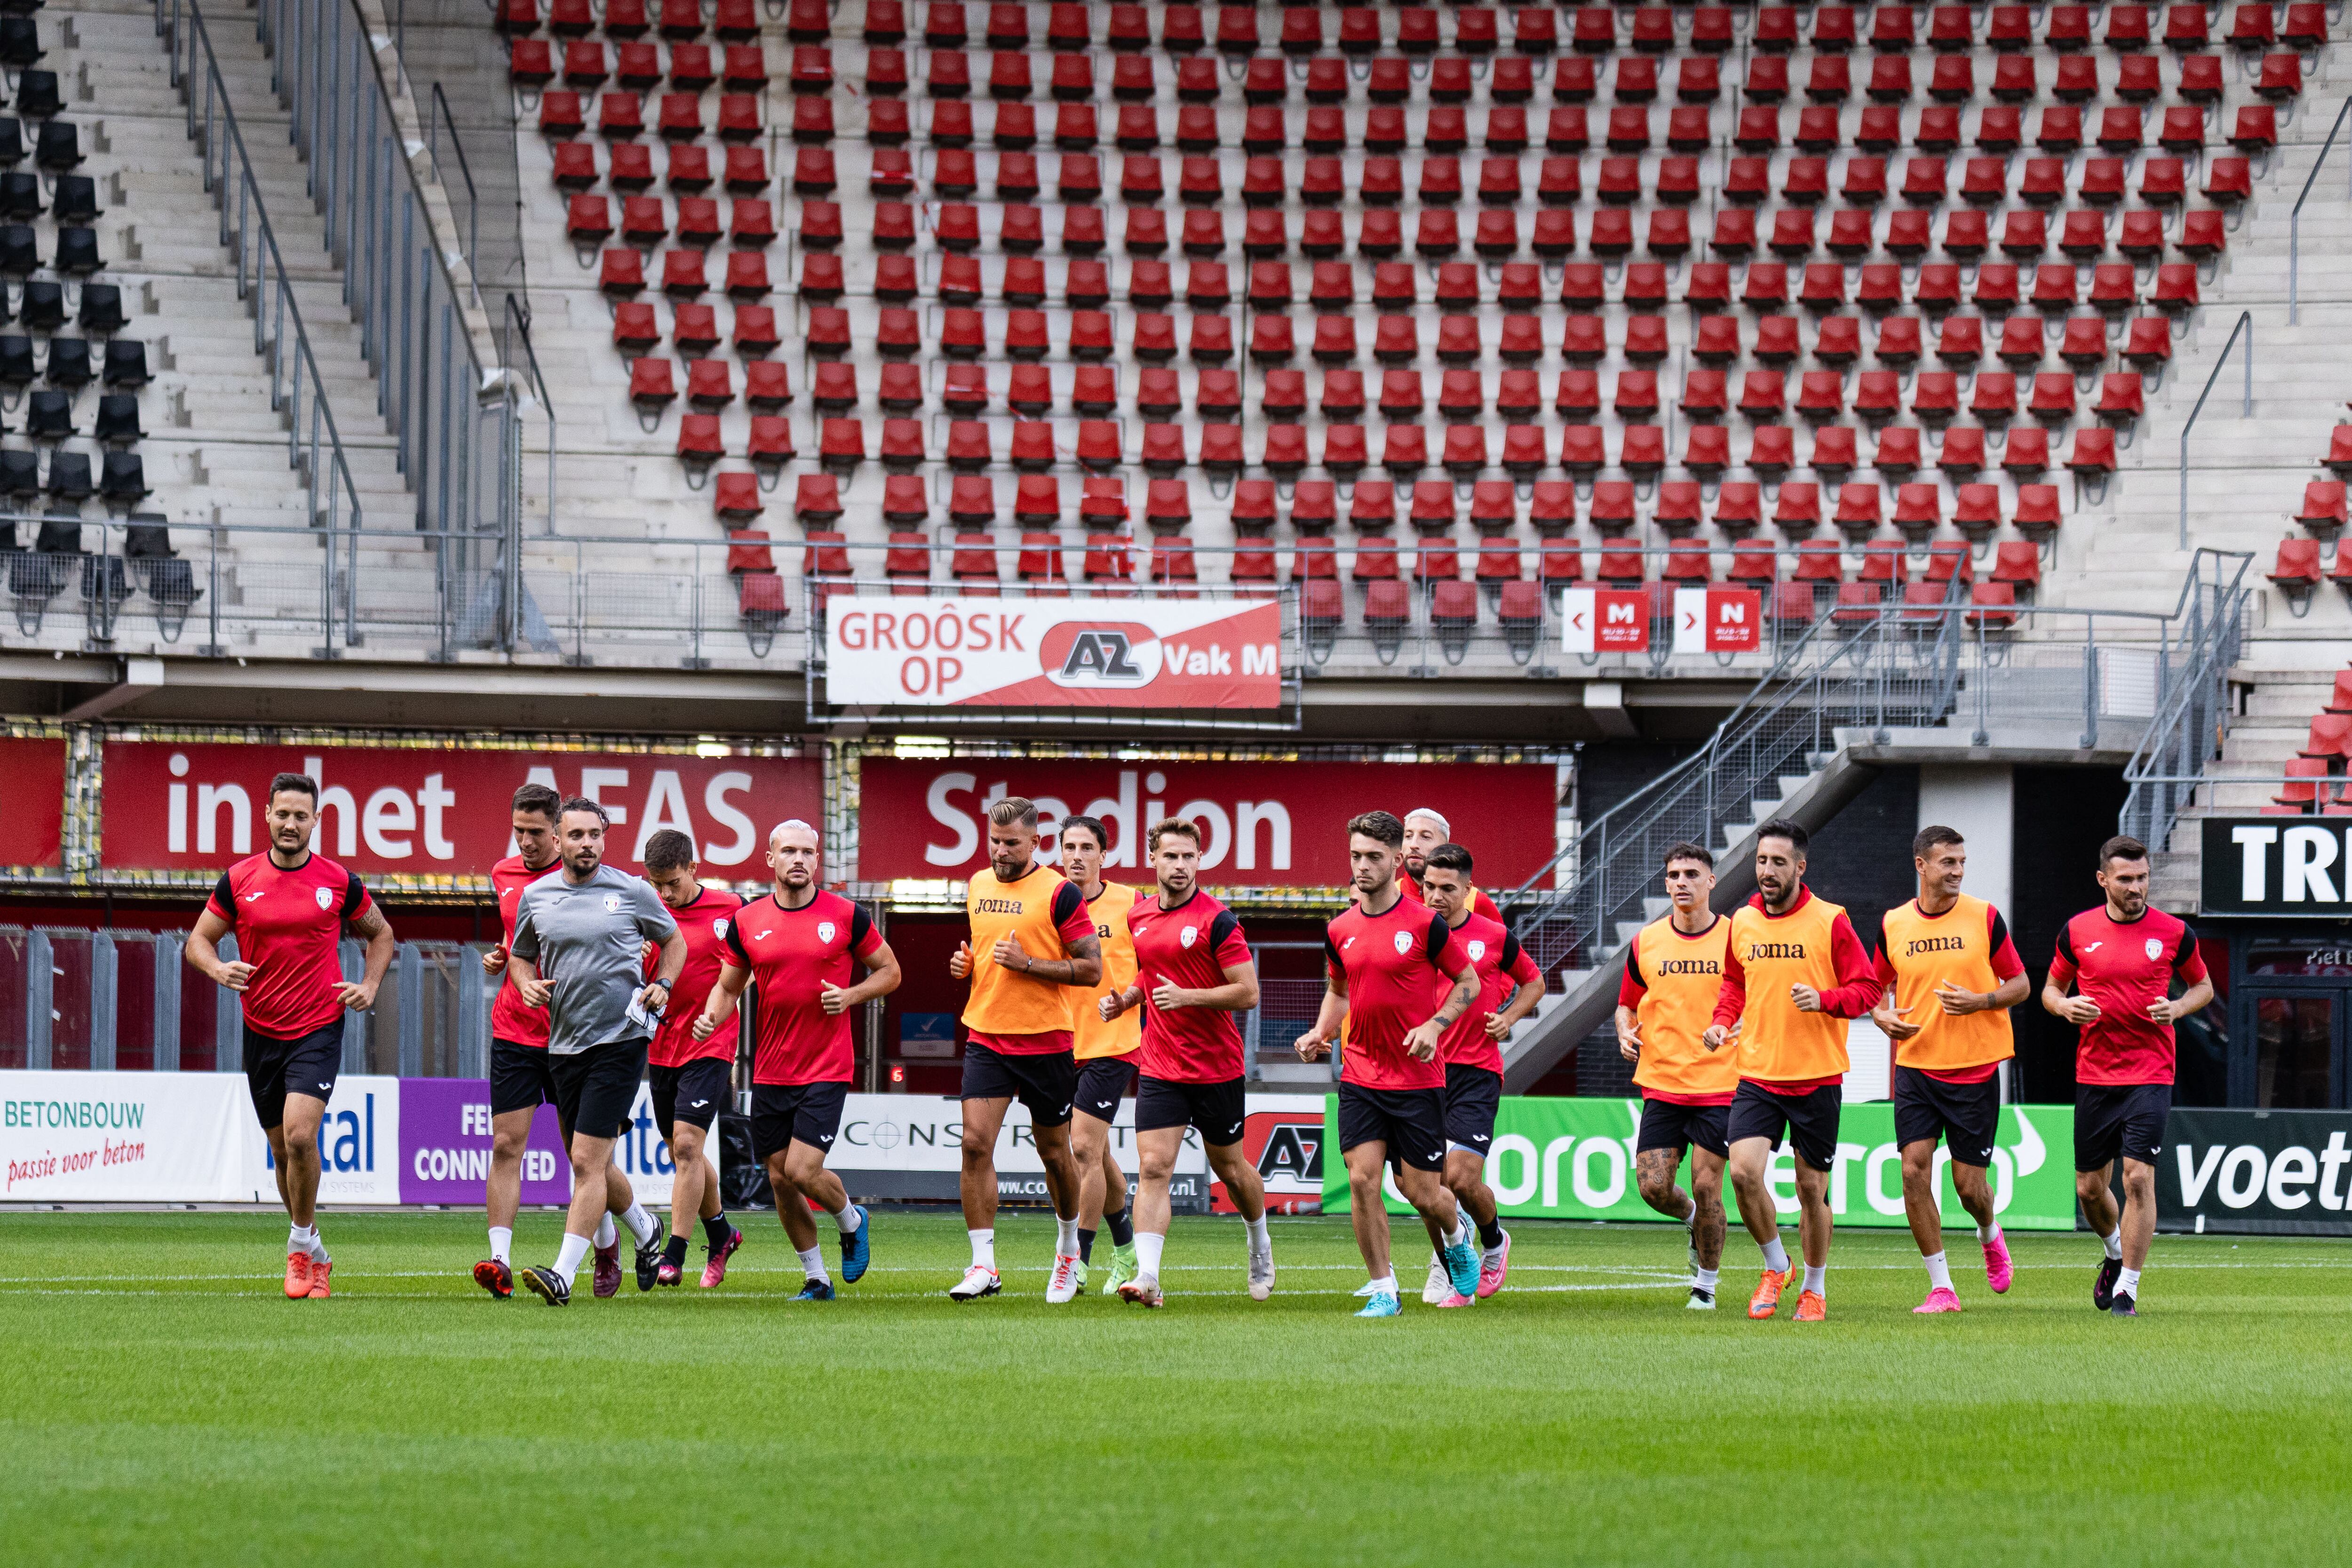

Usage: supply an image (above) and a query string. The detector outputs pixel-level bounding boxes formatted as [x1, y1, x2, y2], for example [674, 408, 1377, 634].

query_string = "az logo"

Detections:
[1055, 629, 1145, 684]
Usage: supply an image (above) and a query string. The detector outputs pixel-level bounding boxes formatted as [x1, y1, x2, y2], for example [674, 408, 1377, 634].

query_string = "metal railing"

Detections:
[2121, 549, 2259, 848]
[151, 0, 368, 560]
[428, 82, 481, 309]
[2289, 96, 2352, 326]
[2177, 310, 2255, 549]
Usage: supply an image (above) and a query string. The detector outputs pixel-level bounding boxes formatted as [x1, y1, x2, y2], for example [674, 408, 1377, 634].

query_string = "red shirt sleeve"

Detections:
[206, 871, 235, 926]
[1503, 934, 1542, 987]
[1709, 932, 1748, 1030]
[2175, 924, 2209, 984]
[1873, 945, 1898, 988]
[1052, 881, 1093, 946]
[1210, 909, 1250, 967]
[851, 904, 883, 958]
[1986, 906, 2025, 981]
[2047, 919, 2080, 988]
[1817, 911, 1883, 1018]
[341, 871, 373, 922]
[1476, 889, 1503, 923]
[1617, 931, 1648, 1008]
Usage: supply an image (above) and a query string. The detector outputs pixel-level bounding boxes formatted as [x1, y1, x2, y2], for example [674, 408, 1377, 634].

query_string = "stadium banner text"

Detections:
[0, 736, 66, 867]
[1, 1071, 691, 1206]
[826, 1091, 1212, 1204]
[824, 596, 1283, 708]
[1321, 1097, 2079, 1230]
[2200, 817, 2352, 912]
[98, 741, 822, 878]
[856, 756, 1559, 882]
[2157, 1107, 2352, 1235]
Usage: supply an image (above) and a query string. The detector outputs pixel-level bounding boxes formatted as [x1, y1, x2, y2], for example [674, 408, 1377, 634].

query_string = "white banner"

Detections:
[2, 1071, 248, 1203]
[832, 1093, 1209, 1177]
[240, 1075, 403, 1205]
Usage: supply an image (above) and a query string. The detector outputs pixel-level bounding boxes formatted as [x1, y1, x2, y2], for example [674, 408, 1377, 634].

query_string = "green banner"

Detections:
[1322, 1096, 2078, 1231]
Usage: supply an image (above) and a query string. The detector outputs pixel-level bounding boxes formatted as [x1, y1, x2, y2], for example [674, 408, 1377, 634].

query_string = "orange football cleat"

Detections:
[306, 1257, 333, 1299]
[283, 1251, 312, 1299]
[1748, 1265, 1793, 1319]
[1795, 1289, 1826, 1322]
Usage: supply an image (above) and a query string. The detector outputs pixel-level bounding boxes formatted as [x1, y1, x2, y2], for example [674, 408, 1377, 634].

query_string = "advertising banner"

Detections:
[1214, 1094, 1327, 1215]
[2158, 1107, 2352, 1235]
[245, 1075, 403, 1204]
[2200, 818, 2352, 914]
[1672, 589, 1764, 654]
[2, 1070, 247, 1202]
[856, 756, 1560, 883]
[824, 596, 1283, 709]
[396, 1078, 570, 1206]
[0, 736, 66, 868]
[1560, 588, 1650, 653]
[828, 1092, 1208, 1204]
[99, 741, 822, 879]
[1323, 1097, 2078, 1230]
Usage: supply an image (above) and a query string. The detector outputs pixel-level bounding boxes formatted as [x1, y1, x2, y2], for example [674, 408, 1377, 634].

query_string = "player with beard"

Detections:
[188, 773, 396, 1301]
[1398, 808, 1503, 922]
[1057, 815, 1142, 1295]
[946, 797, 1103, 1303]
[1096, 817, 1273, 1307]
[639, 829, 746, 1289]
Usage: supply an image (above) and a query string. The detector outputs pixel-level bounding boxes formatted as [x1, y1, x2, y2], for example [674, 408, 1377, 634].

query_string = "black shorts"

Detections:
[1894, 1065, 2001, 1168]
[550, 1036, 649, 1143]
[1072, 1056, 1135, 1123]
[1135, 1074, 1247, 1146]
[651, 1056, 732, 1136]
[961, 1041, 1077, 1129]
[1336, 1082, 1447, 1171]
[750, 1080, 850, 1163]
[1727, 1078, 1843, 1172]
[490, 1037, 557, 1119]
[242, 1022, 343, 1131]
[1636, 1096, 1732, 1159]
[1442, 1063, 1502, 1156]
[2075, 1082, 2171, 1172]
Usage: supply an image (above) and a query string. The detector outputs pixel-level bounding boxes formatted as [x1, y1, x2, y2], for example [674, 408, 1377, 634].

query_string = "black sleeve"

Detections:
[723, 905, 752, 965]
[1208, 908, 1241, 952]
[1501, 931, 1525, 972]
[850, 903, 875, 951]
[1051, 881, 1084, 926]
[341, 869, 369, 918]
[2174, 920, 2200, 974]
[1987, 906, 2010, 951]
[1875, 908, 1892, 959]
[210, 872, 235, 920]
[2053, 920, 2076, 968]
[1322, 930, 1343, 972]
[1423, 911, 1451, 964]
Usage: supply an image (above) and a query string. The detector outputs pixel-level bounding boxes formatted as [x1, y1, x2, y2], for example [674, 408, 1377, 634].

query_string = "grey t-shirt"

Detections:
[510, 863, 680, 1056]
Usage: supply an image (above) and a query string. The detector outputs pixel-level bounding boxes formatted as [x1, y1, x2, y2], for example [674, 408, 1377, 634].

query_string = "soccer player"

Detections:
[1871, 826, 2031, 1314]
[510, 799, 687, 1308]
[2042, 834, 2212, 1318]
[188, 772, 396, 1301]
[1702, 820, 1881, 1322]
[1397, 807, 1503, 922]
[1616, 842, 1737, 1310]
[1097, 817, 1273, 1307]
[1414, 844, 1544, 1306]
[1295, 810, 1485, 1318]
[945, 797, 1104, 1303]
[639, 829, 746, 1289]
[696, 820, 899, 1301]
[1058, 814, 1142, 1295]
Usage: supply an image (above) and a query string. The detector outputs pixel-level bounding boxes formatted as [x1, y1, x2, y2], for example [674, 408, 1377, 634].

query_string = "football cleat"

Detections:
[1248, 1238, 1276, 1302]
[790, 1277, 835, 1302]
[633, 1219, 667, 1292]
[1435, 1290, 1474, 1309]
[1355, 1287, 1402, 1319]
[1914, 1286, 1963, 1314]
[1422, 1253, 1450, 1306]
[306, 1257, 333, 1300]
[838, 1207, 871, 1284]
[947, 1265, 1001, 1302]
[1045, 1251, 1082, 1303]
[2093, 1255, 2123, 1312]
[1440, 1239, 1481, 1301]
[1115, 1274, 1164, 1308]
[591, 1241, 622, 1298]
[1983, 1230, 2014, 1295]
[1351, 1280, 1381, 1297]
[2109, 1291, 2138, 1318]
[1477, 1229, 1511, 1299]
[1748, 1264, 1795, 1320]
[517, 1265, 571, 1307]
[1071, 1257, 1090, 1296]
[1106, 1241, 1139, 1293]
[283, 1251, 312, 1300]
[701, 1225, 744, 1289]
[656, 1260, 684, 1287]
[473, 1258, 513, 1299]
[1686, 1287, 1717, 1311]
[1794, 1289, 1827, 1322]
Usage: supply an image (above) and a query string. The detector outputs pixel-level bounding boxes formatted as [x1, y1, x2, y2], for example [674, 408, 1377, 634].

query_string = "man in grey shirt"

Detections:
[510, 797, 687, 1307]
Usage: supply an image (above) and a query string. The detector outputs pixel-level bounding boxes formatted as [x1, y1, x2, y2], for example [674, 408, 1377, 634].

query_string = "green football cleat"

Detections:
[1106, 1242, 1140, 1292]
[1071, 1257, 1089, 1296]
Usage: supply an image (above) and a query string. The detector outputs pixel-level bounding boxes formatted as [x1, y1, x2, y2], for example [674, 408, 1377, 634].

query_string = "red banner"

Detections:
[99, 742, 823, 878]
[856, 757, 1558, 885]
[0, 737, 66, 867]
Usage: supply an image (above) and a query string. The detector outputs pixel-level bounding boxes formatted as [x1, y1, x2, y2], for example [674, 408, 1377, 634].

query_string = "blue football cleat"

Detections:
[791, 1277, 835, 1302]
[1355, 1287, 1401, 1319]
[840, 1207, 871, 1284]
[1441, 1239, 1481, 1301]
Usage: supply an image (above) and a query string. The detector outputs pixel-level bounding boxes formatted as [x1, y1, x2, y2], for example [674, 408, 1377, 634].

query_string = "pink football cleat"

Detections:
[699, 1225, 743, 1288]
[1914, 1286, 1963, 1314]
[1982, 1230, 2014, 1295]
[1435, 1290, 1475, 1308]
[1475, 1228, 1511, 1299]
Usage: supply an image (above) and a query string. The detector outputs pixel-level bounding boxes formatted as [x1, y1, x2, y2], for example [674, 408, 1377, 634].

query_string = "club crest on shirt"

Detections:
[819, 921, 837, 944]
[1180, 925, 1197, 948]
[313, 886, 333, 911]
[714, 919, 730, 939]
[603, 893, 622, 913]
[1392, 930, 1412, 955]
[2145, 937, 2163, 961]
[1467, 939, 1487, 961]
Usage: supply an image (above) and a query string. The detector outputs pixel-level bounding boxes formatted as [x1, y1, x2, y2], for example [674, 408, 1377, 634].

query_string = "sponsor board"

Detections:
[856, 756, 1558, 883]
[1213, 1094, 1326, 1215]
[0, 736, 66, 867]
[824, 597, 1282, 709]
[396, 1078, 569, 1206]
[2, 1071, 247, 1202]
[2201, 817, 2352, 913]
[100, 741, 821, 879]
[250, 1075, 402, 1204]
[2158, 1107, 2352, 1235]
[829, 1092, 1208, 1203]
[1322, 1097, 2078, 1230]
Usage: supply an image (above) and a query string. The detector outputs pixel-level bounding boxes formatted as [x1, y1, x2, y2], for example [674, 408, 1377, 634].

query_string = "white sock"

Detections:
[1055, 1213, 1081, 1257]
[1368, 1273, 1398, 1297]
[621, 1202, 659, 1247]
[593, 1212, 617, 1250]
[797, 1245, 829, 1284]
[969, 1228, 995, 1271]
[1760, 1236, 1789, 1273]
[554, 1230, 591, 1287]
[1482, 1235, 1507, 1264]
[835, 1202, 861, 1234]
[1244, 1214, 1271, 1250]
[488, 1226, 513, 1265]
[288, 1222, 325, 1261]
[1979, 1222, 2001, 1244]
[1802, 1264, 1826, 1297]
[2118, 1266, 2142, 1297]
[2101, 1227, 2123, 1261]
[1695, 1266, 1721, 1292]
[1135, 1230, 1166, 1280]
[1923, 1251, 1954, 1292]
[1682, 1196, 1698, 1228]
[1442, 1218, 1468, 1250]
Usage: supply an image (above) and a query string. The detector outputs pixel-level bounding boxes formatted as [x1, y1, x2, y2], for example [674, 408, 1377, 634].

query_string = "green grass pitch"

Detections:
[1, 1210, 2346, 1566]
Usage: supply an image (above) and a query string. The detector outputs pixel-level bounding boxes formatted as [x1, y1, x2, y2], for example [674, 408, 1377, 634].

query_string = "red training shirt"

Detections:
[2046, 904, 2208, 1087]
[1438, 910, 1542, 1075]
[205, 851, 373, 1039]
[489, 853, 556, 1049]
[1128, 888, 1253, 1083]
[1325, 891, 1473, 1093]
[648, 886, 745, 1069]
[721, 889, 883, 1085]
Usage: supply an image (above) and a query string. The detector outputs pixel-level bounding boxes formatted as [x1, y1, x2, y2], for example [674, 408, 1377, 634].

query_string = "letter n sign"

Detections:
[1674, 588, 1763, 654]
[1562, 587, 1651, 653]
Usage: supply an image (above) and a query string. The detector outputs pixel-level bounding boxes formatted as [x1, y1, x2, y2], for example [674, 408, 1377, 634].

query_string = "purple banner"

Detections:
[397, 1078, 570, 1205]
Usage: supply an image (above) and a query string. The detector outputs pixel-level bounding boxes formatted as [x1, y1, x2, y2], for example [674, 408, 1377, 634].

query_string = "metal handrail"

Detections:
[2177, 310, 2254, 549]
[2121, 548, 2257, 848]
[428, 82, 481, 309]
[2289, 96, 2352, 326]
[151, 0, 369, 587]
